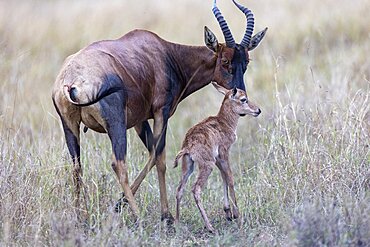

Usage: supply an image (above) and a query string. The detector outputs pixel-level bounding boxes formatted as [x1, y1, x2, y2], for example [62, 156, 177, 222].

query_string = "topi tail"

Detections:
[63, 74, 125, 107]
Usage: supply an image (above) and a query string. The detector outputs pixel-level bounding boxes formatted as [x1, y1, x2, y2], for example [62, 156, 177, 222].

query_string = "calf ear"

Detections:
[204, 26, 219, 52]
[211, 82, 228, 95]
[232, 87, 237, 97]
[248, 27, 268, 51]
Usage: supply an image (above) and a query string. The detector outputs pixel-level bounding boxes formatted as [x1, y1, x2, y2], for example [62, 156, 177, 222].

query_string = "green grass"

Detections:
[0, 0, 369, 246]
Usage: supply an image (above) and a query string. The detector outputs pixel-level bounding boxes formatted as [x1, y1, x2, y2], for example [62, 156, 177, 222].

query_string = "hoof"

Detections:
[205, 225, 216, 234]
[224, 207, 233, 221]
[114, 192, 129, 213]
[232, 207, 240, 219]
[161, 212, 175, 226]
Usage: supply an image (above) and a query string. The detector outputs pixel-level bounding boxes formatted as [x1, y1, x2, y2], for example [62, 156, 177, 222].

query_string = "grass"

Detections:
[0, 0, 369, 246]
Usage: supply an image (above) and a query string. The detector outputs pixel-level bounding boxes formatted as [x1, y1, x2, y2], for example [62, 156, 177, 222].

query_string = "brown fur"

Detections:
[52, 8, 266, 220]
[174, 82, 261, 233]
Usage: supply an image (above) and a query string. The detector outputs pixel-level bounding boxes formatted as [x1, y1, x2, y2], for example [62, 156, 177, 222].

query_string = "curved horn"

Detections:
[232, 0, 254, 48]
[212, 0, 235, 48]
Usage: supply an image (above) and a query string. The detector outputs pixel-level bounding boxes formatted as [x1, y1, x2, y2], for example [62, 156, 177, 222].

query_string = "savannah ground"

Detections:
[0, 0, 369, 246]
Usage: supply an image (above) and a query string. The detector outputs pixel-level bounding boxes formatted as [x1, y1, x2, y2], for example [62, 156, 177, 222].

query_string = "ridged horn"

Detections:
[212, 0, 235, 48]
[232, 0, 255, 48]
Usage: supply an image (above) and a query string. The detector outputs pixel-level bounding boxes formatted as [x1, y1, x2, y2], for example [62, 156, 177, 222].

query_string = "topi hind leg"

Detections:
[62, 120, 83, 212]
[53, 100, 83, 215]
[121, 119, 164, 198]
[134, 120, 155, 153]
[108, 118, 139, 216]
[100, 91, 139, 217]
[121, 108, 174, 222]
[175, 154, 194, 224]
[192, 163, 215, 233]
[130, 121, 156, 195]
[115, 121, 155, 212]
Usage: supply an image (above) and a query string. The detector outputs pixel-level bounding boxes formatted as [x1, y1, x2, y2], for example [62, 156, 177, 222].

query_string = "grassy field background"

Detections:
[0, 0, 369, 246]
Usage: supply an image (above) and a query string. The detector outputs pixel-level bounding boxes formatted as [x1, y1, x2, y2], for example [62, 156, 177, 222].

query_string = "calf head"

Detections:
[212, 82, 261, 117]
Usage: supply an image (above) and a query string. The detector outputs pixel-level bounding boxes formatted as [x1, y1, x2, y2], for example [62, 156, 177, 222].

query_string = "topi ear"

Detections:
[204, 26, 219, 52]
[248, 27, 268, 51]
[211, 82, 228, 95]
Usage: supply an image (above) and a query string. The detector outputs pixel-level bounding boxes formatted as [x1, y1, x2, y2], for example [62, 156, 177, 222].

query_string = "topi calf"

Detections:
[174, 82, 261, 233]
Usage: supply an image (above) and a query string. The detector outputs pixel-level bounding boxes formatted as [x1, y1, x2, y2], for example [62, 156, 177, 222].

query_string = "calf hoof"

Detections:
[224, 207, 233, 221]
[161, 212, 175, 226]
[205, 225, 216, 234]
[232, 208, 240, 219]
[114, 192, 129, 213]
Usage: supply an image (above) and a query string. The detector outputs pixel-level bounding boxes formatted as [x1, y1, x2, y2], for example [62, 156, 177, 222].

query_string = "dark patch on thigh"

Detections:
[137, 121, 154, 152]
[99, 74, 127, 122]
[99, 74, 128, 161]
[62, 119, 81, 164]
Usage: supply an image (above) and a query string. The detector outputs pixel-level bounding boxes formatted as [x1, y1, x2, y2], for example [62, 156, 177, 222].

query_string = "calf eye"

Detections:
[240, 98, 247, 103]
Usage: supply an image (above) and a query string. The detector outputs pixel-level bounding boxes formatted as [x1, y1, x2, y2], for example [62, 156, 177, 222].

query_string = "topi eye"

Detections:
[221, 57, 229, 64]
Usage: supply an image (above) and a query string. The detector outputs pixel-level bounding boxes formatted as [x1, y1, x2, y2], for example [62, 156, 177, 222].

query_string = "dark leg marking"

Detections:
[136, 121, 154, 153]
[97, 74, 139, 214]
[53, 99, 81, 164]
[53, 99, 82, 212]
[61, 119, 81, 166]
[153, 56, 184, 223]
[115, 120, 155, 212]
[98, 74, 127, 155]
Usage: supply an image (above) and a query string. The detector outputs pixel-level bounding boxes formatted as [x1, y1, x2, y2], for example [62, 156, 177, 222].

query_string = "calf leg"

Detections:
[217, 157, 239, 219]
[216, 160, 232, 221]
[224, 165, 239, 219]
[192, 164, 214, 233]
[175, 154, 194, 223]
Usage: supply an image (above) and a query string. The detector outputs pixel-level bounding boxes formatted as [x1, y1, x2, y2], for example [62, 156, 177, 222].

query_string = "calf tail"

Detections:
[173, 149, 189, 168]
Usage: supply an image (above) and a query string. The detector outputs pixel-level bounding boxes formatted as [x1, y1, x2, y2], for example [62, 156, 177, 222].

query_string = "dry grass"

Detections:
[0, 0, 369, 246]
